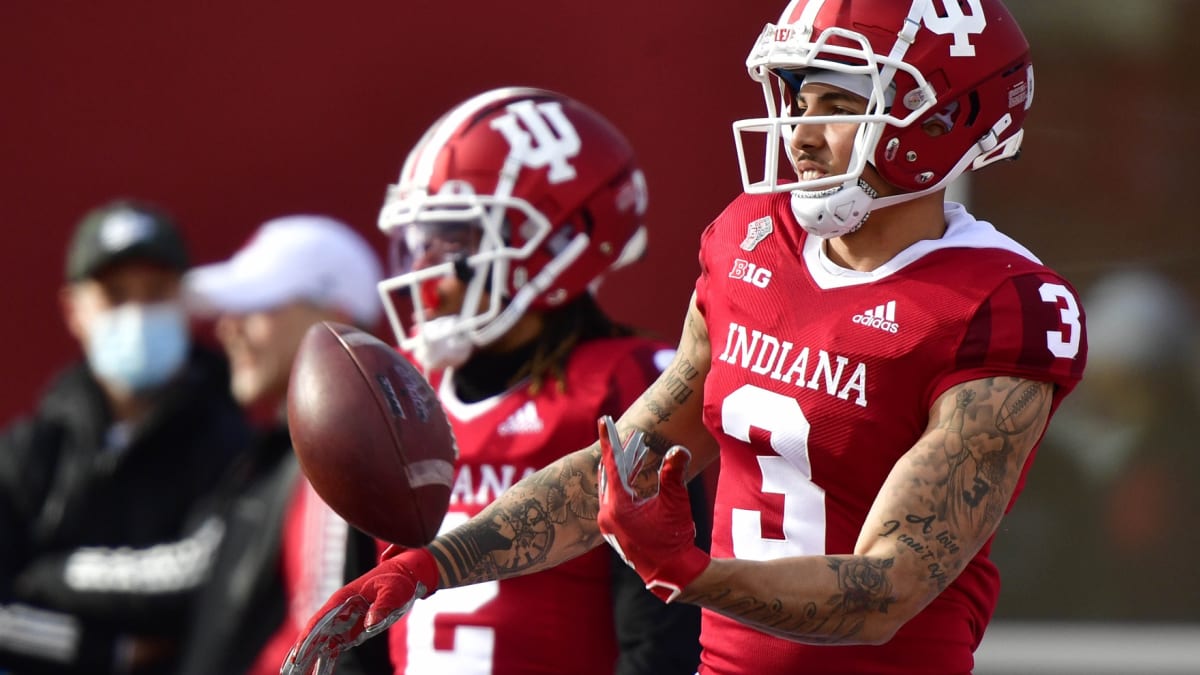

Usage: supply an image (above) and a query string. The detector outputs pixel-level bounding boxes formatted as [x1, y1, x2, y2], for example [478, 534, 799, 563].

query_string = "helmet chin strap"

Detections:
[411, 315, 475, 371]
[789, 179, 879, 239]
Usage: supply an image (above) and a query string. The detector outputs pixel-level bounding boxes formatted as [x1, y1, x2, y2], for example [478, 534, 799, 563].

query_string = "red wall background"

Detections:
[0, 1, 781, 424]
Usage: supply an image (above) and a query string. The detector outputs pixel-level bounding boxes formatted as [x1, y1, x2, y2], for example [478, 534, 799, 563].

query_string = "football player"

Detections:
[371, 88, 706, 674]
[283, 1, 1088, 673]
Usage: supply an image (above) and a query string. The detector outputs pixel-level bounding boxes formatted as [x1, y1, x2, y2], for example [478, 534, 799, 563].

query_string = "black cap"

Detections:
[65, 200, 190, 282]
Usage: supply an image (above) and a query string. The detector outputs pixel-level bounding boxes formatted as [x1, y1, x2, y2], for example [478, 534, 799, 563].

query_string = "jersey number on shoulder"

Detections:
[404, 512, 499, 674]
[1038, 282, 1082, 359]
[722, 384, 826, 559]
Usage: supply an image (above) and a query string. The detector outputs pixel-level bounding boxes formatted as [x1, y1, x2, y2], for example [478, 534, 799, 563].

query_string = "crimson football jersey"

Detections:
[694, 193, 1086, 675]
[389, 337, 676, 675]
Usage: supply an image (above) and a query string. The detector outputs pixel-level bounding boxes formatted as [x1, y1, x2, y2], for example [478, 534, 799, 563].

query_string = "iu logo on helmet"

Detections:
[921, 0, 987, 57]
[489, 100, 582, 184]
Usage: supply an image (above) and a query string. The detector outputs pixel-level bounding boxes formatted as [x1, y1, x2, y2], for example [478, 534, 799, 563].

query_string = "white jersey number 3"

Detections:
[722, 384, 826, 559]
[1039, 282, 1082, 359]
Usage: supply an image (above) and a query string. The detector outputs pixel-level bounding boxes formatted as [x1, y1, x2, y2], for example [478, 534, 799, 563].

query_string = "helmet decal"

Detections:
[921, 0, 988, 57]
[490, 100, 582, 184]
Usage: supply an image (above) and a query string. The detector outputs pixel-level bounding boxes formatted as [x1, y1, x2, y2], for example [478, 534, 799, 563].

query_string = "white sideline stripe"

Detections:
[0, 603, 80, 662]
[64, 517, 224, 593]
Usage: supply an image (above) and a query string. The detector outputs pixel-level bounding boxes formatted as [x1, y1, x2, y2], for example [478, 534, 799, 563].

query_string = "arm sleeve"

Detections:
[693, 219, 720, 319]
[0, 602, 129, 673]
[932, 271, 1088, 404]
[0, 420, 130, 671]
[0, 417, 54, 591]
[10, 515, 224, 630]
[0, 425, 32, 591]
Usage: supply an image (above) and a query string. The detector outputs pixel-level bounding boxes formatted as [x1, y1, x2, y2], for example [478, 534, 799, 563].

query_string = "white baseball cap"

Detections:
[185, 215, 383, 326]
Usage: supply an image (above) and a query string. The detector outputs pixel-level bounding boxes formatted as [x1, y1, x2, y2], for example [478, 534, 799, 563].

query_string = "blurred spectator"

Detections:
[173, 215, 391, 675]
[994, 267, 1200, 620]
[0, 200, 251, 674]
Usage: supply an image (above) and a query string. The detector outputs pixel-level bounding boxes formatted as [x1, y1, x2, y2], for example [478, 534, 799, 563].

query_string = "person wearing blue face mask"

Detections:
[0, 200, 252, 675]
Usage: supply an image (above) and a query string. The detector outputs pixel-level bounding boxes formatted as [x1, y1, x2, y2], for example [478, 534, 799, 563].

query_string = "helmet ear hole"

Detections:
[921, 101, 961, 138]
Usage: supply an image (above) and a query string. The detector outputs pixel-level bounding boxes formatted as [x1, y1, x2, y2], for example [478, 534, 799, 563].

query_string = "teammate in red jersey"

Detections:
[372, 87, 705, 675]
[282, 2, 1087, 674]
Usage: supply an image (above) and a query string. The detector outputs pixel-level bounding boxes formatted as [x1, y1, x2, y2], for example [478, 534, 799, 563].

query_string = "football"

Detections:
[287, 321, 457, 547]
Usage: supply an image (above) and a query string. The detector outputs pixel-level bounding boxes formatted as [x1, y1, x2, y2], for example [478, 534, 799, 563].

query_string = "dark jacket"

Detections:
[0, 346, 251, 674]
[173, 428, 391, 675]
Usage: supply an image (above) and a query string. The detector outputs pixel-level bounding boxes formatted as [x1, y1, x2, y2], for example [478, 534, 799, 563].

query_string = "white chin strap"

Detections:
[789, 179, 878, 239]
[410, 316, 474, 371]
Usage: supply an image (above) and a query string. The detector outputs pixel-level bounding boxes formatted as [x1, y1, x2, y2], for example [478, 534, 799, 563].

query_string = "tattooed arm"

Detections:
[428, 293, 721, 588]
[678, 376, 1053, 645]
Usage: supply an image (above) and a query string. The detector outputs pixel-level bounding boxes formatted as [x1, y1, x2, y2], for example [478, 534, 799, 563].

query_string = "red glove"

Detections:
[596, 416, 710, 603]
[279, 546, 439, 675]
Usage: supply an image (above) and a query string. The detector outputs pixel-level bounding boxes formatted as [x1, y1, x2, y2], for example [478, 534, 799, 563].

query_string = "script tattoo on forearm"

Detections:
[878, 514, 959, 588]
[645, 356, 701, 425]
[684, 556, 897, 644]
[644, 309, 707, 425]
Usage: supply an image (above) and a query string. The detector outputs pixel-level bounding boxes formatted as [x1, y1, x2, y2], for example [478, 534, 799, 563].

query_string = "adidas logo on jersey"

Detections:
[498, 401, 544, 435]
[852, 300, 900, 334]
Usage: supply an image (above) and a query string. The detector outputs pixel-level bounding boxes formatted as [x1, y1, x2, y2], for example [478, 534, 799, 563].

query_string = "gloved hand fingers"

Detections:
[659, 446, 692, 491]
[280, 594, 368, 674]
[598, 416, 648, 501]
[657, 446, 699, 547]
[363, 579, 424, 631]
[597, 417, 630, 507]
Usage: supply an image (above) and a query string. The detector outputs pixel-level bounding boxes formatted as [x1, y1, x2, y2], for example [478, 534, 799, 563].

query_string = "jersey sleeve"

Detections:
[933, 271, 1088, 401]
[693, 213, 723, 320]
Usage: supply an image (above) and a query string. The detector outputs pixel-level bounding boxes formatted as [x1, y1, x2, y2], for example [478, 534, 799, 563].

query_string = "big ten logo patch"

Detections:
[729, 258, 773, 289]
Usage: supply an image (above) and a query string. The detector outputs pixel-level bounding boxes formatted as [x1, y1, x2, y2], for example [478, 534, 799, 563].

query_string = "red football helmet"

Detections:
[734, 0, 1033, 238]
[377, 87, 649, 370]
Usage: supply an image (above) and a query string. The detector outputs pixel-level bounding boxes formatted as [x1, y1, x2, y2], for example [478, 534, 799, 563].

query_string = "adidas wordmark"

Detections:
[852, 300, 900, 334]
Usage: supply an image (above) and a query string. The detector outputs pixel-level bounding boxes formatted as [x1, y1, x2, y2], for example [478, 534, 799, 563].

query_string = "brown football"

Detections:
[287, 321, 457, 547]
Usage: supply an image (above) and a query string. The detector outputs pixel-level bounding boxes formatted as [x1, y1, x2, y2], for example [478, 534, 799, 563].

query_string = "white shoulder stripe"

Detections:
[63, 517, 224, 594]
[0, 603, 80, 662]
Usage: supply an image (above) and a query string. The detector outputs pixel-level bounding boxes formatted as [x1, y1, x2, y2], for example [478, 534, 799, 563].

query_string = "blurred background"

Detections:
[2, 1, 1197, 671]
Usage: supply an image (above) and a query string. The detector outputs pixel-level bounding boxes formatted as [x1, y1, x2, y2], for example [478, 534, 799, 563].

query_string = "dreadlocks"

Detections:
[515, 293, 639, 395]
